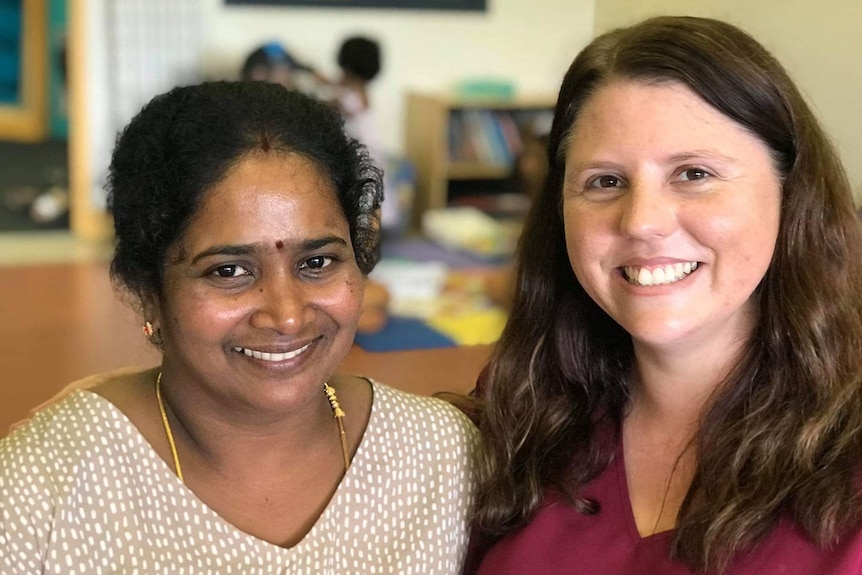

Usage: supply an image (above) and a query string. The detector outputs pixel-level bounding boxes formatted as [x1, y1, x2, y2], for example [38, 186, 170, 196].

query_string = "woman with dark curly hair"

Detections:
[466, 16, 862, 575]
[0, 81, 477, 573]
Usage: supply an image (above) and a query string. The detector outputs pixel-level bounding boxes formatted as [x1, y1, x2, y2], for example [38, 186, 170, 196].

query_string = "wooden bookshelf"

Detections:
[404, 91, 555, 228]
[0, 0, 48, 142]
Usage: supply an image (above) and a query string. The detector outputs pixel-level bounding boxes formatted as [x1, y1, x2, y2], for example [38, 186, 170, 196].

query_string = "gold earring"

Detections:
[143, 321, 164, 346]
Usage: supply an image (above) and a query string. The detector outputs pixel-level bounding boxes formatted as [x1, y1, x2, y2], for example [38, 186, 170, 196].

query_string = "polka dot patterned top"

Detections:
[0, 379, 479, 574]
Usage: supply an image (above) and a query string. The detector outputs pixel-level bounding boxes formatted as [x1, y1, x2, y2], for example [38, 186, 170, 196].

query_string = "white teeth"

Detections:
[625, 262, 698, 286]
[232, 342, 312, 362]
[637, 267, 652, 285]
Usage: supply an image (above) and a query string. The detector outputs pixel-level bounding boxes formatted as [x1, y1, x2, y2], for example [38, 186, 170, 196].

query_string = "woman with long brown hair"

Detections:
[467, 16, 862, 574]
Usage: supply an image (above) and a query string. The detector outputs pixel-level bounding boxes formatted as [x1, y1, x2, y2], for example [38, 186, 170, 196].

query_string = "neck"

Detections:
[630, 325, 751, 427]
[156, 372, 341, 475]
[630, 354, 716, 429]
[623, 322, 753, 538]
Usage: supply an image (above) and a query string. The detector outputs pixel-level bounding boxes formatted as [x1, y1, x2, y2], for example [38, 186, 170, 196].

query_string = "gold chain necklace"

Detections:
[155, 372, 351, 482]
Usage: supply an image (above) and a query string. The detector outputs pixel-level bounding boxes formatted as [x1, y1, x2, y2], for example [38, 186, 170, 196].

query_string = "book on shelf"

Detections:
[447, 108, 553, 167]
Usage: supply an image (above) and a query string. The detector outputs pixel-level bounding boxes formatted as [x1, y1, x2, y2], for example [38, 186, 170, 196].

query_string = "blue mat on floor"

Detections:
[353, 316, 456, 352]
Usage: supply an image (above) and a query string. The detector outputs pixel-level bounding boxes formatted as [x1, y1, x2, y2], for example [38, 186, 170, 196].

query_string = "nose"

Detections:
[249, 272, 308, 334]
[618, 182, 676, 239]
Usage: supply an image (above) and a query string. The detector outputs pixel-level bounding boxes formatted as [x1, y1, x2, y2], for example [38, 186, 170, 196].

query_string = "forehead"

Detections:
[178, 153, 348, 250]
[566, 79, 755, 156]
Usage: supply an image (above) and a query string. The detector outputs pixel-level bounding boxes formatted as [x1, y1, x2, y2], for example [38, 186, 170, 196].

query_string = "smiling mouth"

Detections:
[232, 342, 313, 362]
[623, 262, 699, 287]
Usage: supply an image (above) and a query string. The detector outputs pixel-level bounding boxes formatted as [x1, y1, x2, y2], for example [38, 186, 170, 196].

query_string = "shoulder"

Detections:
[366, 381, 480, 466]
[1, 366, 156, 480]
[371, 380, 479, 436]
[90, 365, 159, 404]
[0, 389, 142, 513]
[357, 382, 479, 513]
[7, 387, 116, 438]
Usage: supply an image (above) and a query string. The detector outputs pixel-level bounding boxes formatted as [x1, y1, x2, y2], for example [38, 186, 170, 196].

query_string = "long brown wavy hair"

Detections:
[474, 16, 862, 573]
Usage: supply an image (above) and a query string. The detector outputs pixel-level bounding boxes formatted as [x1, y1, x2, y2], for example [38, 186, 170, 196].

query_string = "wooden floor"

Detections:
[0, 244, 492, 435]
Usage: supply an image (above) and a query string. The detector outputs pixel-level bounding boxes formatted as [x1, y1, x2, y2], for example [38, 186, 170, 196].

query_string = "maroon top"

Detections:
[468, 442, 862, 574]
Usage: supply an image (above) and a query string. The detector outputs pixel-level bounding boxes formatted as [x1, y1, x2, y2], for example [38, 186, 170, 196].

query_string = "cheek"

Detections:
[692, 209, 778, 305]
[168, 291, 246, 338]
[698, 201, 779, 265]
[564, 207, 608, 279]
[317, 274, 365, 324]
[736, 227, 778, 292]
[344, 278, 365, 317]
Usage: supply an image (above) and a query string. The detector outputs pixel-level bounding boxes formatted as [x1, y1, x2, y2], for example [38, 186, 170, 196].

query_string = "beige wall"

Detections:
[594, 0, 862, 203]
[199, 0, 594, 156]
[73, 0, 597, 240]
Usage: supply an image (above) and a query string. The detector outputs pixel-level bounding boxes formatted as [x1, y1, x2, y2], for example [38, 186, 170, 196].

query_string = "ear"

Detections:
[140, 290, 162, 328]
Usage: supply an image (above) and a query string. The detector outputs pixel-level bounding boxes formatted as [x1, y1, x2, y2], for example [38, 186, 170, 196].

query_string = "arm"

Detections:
[0, 429, 56, 572]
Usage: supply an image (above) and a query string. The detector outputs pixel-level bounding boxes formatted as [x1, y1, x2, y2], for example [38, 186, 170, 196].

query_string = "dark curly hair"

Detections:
[107, 81, 383, 303]
[475, 16, 862, 573]
[337, 36, 381, 82]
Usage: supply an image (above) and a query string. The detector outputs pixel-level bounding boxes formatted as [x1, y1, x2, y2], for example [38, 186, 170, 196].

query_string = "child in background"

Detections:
[327, 36, 384, 166]
[246, 36, 383, 167]
[308, 38, 391, 196]
[239, 41, 308, 90]
[310, 36, 408, 235]
[304, 36, 382, 157]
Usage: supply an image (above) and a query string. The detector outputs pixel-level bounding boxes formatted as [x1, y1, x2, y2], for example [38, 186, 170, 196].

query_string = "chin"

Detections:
[620, 318, 699, 349]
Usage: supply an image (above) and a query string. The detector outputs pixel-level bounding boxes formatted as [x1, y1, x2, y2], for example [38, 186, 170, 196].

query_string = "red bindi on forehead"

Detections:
[275, 240, 284, 250]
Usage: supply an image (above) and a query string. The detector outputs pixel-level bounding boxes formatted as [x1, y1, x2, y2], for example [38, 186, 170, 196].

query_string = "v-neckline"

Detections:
[80, 381, 378, 554]
[614, 432, 676, 545]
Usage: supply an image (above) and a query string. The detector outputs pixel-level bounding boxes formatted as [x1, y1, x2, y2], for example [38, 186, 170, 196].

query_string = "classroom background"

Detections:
[1, 0, 860, 431]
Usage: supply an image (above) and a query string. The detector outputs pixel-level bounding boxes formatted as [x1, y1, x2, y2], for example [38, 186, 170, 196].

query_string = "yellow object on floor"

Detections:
[427, 308, 508, 346]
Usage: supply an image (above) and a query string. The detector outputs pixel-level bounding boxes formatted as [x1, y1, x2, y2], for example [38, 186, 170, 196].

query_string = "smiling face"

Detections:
[149, 153, 363, 411]
[562, 80, 781, 357]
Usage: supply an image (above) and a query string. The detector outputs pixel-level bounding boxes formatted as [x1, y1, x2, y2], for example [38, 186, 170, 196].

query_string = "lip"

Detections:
[231, 338, 318, 364]
[618, 257, 700, 267]
[616, 260, 701, 289]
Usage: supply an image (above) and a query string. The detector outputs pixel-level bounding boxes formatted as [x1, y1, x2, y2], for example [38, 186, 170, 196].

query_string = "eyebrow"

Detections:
[665, 150, 737, 164]
[189, 236, 350, 266]
[566, 149, 737, 174]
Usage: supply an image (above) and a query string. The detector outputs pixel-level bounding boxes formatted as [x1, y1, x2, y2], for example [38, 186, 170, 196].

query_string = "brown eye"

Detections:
[212, 264, 251, 278]
[300, 256, 333, 271]
[679, 167, 711, 181]
[587, 174, 624, 189]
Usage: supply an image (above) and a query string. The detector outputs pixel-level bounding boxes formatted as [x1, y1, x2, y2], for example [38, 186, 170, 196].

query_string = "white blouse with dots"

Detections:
[0, 379, 479, 574]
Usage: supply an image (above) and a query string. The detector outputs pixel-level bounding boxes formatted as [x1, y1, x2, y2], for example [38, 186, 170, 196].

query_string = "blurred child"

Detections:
[239, 41, 307, 90]
[334, 36, 383, 163]
[307, 36, 383, 165]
